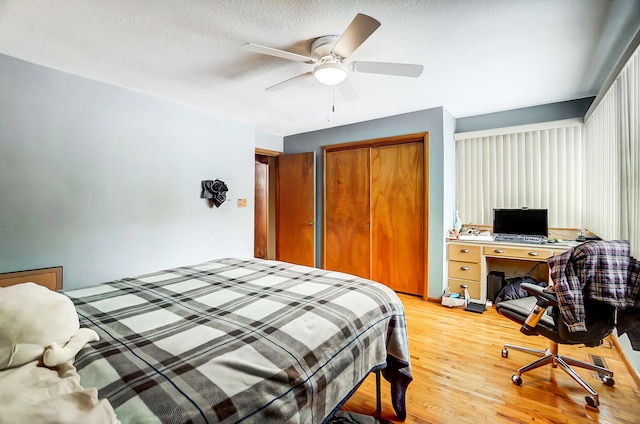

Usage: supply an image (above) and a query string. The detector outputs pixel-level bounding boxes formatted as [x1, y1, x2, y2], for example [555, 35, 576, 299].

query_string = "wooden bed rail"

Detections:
[0, 266, 63, 291]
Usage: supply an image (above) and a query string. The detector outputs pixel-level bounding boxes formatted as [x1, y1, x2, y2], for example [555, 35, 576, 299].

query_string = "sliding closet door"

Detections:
[370, 142, 424, 295]
[323, 147, 371, 278]
[323, 133, 429, 298]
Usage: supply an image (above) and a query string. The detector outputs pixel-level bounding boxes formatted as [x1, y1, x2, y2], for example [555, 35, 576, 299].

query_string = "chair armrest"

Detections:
[519, 283, 556, 336]
[521, 282, 558, 307]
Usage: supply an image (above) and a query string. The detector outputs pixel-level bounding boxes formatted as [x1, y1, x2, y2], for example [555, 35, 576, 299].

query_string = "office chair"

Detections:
[496, 282, 616, 407]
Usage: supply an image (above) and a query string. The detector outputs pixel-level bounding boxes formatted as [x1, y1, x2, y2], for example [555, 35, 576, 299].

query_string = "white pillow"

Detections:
[0, 282, 97, 370]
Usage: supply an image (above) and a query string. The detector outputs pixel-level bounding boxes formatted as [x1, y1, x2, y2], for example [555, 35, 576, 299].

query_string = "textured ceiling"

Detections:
[1, 0, 639, 136]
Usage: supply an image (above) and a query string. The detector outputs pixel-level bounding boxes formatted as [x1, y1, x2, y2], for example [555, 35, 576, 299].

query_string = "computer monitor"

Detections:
[492, 208, 548, 237]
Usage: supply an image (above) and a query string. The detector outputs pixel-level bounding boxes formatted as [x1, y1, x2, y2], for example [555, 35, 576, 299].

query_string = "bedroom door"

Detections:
[276, 152, 316, 267]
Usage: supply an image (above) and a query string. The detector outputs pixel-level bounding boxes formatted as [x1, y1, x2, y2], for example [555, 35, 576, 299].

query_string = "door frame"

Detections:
[255, 148, 281, 259]
[255, 148, 316, 267]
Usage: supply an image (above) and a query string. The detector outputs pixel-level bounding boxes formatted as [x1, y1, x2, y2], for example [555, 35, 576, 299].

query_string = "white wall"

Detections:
[256, 131, 283, 152]
[0, 55, 255, 289]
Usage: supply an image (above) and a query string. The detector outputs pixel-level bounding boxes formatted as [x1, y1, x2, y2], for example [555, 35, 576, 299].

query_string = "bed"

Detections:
[55, 257, 412, 423]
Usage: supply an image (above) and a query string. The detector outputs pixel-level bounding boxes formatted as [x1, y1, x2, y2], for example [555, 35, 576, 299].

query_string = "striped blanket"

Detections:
[65, 258, 412, 423]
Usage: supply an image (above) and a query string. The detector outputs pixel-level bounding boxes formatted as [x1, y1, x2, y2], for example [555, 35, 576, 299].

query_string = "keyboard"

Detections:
[493, 234, 547, 244]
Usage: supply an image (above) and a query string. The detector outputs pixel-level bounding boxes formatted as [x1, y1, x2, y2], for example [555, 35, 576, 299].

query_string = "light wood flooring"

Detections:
[341, 294, 640, 423]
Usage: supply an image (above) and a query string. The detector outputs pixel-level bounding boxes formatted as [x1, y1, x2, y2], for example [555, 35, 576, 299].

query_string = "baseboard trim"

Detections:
[609, 333, 640, 390]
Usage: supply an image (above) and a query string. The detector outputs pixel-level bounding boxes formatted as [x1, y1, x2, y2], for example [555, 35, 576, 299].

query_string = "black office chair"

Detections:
[496, 282, 616, 407]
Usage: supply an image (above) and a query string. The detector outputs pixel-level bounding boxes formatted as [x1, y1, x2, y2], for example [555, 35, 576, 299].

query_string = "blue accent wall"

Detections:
[284, 107, 456, 299]
[456, 97, 594, 133]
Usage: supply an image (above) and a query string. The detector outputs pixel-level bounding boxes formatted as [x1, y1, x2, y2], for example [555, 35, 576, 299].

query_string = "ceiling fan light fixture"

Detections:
[313, 62, 348, 86]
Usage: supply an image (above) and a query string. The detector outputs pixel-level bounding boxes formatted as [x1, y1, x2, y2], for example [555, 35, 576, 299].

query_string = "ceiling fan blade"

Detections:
[242, 43, 315, 63]
[266, 72, 313, 91]
[331, 13, 381, 59]
[350, 61, 424, 77]
[337, 78, 358, 102]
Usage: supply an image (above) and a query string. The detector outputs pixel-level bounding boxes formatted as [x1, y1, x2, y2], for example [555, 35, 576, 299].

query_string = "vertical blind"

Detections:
[455, 42, 639, 257]
[455, 120, 584, 228]
[585, 43, 640, 256]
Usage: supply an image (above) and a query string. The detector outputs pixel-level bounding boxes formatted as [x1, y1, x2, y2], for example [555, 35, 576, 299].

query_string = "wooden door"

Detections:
[371, 142, 424, 295]
[276, 152, 316, 267]
[254, 158, 269, 259]
[323, 148, 371, 278]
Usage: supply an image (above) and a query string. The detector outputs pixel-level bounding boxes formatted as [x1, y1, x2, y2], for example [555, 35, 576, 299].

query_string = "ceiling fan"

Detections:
[242, 13, 424, 94]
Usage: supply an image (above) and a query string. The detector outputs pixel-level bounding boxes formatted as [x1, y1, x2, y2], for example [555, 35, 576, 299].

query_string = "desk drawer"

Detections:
[448, 260, 481, 281]
[448, 244, 481, 263]
[483, 246, 554, 260]
[448, 278, 481, 299]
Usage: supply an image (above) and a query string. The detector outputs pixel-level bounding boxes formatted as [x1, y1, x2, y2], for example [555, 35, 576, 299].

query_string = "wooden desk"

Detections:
[447, 240, 573, 302]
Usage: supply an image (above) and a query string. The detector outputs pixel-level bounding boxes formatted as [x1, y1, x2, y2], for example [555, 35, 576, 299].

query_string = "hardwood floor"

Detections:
[341, 294, 640, 423]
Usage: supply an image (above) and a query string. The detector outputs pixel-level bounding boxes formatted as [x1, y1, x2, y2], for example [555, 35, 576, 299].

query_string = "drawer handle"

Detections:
[460, 248, 469, 253]
[528, 251, 539, 256]
[460, 266, 469, 271]
[494, 249, 505, 253]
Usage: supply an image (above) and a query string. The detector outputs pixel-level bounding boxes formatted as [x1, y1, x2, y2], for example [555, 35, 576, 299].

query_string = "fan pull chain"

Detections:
[332, 87, 336, 112]
[327, 88, 336, 122]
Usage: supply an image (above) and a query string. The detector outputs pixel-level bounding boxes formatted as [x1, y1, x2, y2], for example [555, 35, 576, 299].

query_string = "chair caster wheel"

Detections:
[585, 396, 599, 407]
[602, 375, 615, 386]
[511, 375, 522, 385]
[501, 349, 508, 358]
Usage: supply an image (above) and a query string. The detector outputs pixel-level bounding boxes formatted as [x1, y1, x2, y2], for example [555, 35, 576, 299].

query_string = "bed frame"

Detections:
[0, 266, 62, 291]
[2, 260, 409, 421]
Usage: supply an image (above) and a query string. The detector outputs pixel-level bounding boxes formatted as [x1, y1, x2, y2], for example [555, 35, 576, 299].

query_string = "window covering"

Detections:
[454, 43, 639, 256]
[585, 43, 640, 256]
[455, 120, 584, 229]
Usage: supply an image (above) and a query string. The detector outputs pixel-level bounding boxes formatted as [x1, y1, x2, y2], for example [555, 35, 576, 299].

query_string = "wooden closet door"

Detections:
[371, 142, 424, 295]
[323, 148, 371, 278]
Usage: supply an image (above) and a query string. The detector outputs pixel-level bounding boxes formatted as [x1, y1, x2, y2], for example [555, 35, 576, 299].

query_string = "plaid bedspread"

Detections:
[64, 258, 412, 423]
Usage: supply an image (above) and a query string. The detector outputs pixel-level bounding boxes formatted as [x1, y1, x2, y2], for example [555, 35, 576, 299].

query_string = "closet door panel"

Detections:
[324, 148, 371, 278]
[371, 142, 424, 295]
